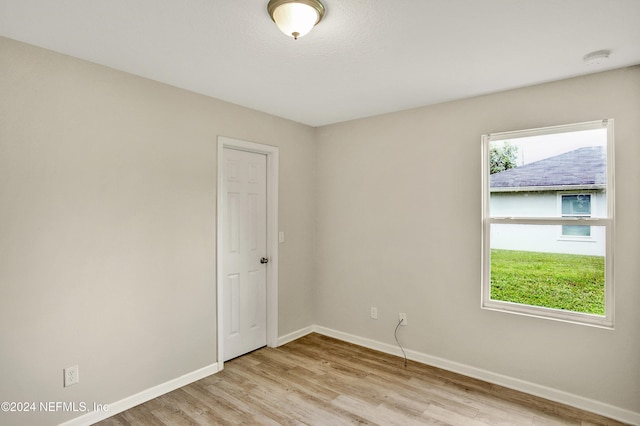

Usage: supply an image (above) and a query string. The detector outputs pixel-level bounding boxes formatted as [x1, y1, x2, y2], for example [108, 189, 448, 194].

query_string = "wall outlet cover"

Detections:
[64, 365, 79, 387]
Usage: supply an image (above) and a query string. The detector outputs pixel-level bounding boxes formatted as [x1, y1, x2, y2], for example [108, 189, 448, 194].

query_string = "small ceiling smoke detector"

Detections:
[583, 50, 611, 67]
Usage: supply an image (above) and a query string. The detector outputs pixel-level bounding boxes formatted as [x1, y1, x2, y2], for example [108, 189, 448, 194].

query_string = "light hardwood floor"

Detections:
[96, 333, 626, 425]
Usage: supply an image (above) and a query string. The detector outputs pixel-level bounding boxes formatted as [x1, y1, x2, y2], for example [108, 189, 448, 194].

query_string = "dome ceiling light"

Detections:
[267, 0, 325, 40]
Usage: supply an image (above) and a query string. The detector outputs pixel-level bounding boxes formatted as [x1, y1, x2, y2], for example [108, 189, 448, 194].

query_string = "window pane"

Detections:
[489, 128, 607, 218]
[562, 225, 591, 237]
[562, 194, 591, 215]
[490, 223, 605, 315]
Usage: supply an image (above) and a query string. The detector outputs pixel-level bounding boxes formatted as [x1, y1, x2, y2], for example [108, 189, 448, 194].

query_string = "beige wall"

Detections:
[0, 36, 316, 425]
[315, 66, 640, 415]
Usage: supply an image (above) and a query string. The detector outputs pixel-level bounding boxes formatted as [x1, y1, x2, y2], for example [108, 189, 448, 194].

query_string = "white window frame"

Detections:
[481, 120, 615, 328]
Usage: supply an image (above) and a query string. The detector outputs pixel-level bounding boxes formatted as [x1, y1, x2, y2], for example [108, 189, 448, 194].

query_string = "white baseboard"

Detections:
[59, 362, 220, 426]
[277, 325, 314, 346]
[311, 325, 640, 426]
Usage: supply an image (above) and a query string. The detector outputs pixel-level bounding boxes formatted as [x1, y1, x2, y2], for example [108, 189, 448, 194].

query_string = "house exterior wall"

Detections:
[490, 190, 607, 256]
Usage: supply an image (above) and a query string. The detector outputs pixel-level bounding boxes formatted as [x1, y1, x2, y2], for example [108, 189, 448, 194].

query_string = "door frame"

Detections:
[216, 136, 279, 367]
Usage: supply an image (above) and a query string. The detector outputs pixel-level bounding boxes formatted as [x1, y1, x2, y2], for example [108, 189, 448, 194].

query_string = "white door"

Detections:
[221, 147, 268, 361]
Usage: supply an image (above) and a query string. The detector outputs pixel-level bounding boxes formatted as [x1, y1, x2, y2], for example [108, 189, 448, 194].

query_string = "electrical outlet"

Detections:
[370, 307, 378, 319]
[398, 313, 407, 326]
[64, 365, 79, 387]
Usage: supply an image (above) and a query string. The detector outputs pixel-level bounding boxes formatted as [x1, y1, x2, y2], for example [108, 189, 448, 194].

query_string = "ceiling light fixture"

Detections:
[267, 0, 325, 40]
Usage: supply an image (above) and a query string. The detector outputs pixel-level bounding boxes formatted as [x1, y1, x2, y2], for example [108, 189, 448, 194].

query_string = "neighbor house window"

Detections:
[481, 120, 614, 327]
[561, 193, 592, 237]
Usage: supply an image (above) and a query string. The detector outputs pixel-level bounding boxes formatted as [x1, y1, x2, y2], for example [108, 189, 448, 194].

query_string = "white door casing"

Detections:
[217, 137, 278, 366]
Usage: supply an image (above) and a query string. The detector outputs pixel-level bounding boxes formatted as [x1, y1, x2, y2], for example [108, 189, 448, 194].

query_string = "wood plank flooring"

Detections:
[96, 333, 627, 425]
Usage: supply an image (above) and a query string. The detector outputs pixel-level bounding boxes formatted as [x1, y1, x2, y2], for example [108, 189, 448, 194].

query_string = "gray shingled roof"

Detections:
[490, 146, 606, 190]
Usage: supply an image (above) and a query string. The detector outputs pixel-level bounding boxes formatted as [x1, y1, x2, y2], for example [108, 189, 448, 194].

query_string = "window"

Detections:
[481, 120, 614, 327]
[561, 193, 591, 237]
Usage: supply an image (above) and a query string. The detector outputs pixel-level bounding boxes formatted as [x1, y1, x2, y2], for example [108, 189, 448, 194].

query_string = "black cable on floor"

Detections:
[394, 318, 407, 368]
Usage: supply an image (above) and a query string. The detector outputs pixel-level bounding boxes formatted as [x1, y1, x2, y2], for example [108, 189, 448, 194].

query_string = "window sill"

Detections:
[557, 237, 596, 242]
[482, 300, 613, 329]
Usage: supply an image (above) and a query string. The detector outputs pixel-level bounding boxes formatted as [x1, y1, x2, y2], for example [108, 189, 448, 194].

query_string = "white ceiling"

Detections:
[1, 0, 639, 127]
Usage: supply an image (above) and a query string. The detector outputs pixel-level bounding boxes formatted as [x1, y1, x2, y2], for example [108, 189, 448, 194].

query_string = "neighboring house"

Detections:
[489, 146, 606, 256]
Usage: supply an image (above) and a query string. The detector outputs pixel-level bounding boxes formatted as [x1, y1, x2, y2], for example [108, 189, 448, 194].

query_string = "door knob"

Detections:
[260, 257, 269, 264]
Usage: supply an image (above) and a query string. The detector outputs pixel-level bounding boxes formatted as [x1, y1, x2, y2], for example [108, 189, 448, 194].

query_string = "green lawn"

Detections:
[490, 249, 605, 315]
